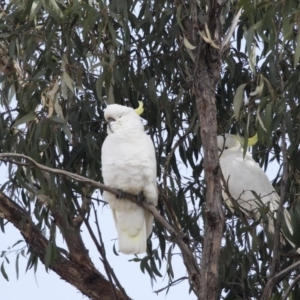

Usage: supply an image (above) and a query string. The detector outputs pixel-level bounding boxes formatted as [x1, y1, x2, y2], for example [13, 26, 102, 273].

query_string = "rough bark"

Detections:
[192, 2, 224, 299]
[0, 192, 129, 300]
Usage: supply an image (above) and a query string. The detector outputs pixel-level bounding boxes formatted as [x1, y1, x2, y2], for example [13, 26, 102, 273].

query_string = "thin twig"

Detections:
[92, 203, 130, 300]
[261, 259, 300, 300]
[72, 184, 95, 228]
[73, 199, 120, 300]
[221, 8, 242, 50]
[282, 274, 300, 300]
[154, 276, 188, 294]
[270, 123, 287, 276]
[162, 114, 196, 234]
[70, 191, 129, 300]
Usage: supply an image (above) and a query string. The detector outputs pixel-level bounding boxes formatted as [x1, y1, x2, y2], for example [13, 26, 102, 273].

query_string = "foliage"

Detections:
[0, 0, 300, 299]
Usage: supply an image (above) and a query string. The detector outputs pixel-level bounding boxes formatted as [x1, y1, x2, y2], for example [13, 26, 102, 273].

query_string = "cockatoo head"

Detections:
[217, 134, 241, 153]
[104, 102, 144, 134]
[217, 133, 258, 154]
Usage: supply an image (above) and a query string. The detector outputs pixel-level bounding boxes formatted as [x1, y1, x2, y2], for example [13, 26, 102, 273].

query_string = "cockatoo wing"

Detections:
[220, 154, 280, 218]
[102, 132, 157, 205]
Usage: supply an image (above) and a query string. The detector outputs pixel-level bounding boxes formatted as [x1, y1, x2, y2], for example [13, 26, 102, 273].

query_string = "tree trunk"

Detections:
[193, 3, 224, 299]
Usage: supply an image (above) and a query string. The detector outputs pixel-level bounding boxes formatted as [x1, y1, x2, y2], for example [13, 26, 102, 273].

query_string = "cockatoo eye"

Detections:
[107, 117, 115, 123]
[225, 147, 228, 150]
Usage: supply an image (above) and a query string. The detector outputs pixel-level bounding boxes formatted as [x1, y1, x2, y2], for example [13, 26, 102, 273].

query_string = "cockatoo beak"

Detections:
[218, 136, 226, 153]
[107, 117, 115, 133]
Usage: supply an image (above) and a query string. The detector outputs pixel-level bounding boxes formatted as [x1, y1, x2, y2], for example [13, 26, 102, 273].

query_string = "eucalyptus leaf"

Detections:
[233, 83, 247, 120]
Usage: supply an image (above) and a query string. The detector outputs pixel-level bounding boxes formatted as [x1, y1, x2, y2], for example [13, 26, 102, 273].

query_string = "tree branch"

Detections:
[282, 274, 300, 300]
[153, 276, 188, 294]
[162, 113, 197, 234]
[260, 260, 300, 300]
[0, 152, 201, 294]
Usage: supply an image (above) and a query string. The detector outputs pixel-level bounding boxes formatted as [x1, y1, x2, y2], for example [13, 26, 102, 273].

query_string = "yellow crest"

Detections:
[247, 133, 258, 146]
[134, 101, 144, 115]
[238, 133, 258, 147]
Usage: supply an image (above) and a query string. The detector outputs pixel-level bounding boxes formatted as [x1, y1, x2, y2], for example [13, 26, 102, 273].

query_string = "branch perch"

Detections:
[0, 152, 200, 292]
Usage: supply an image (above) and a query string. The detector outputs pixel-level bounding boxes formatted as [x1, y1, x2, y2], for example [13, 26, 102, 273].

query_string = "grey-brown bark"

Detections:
[192, 2, 224, 299]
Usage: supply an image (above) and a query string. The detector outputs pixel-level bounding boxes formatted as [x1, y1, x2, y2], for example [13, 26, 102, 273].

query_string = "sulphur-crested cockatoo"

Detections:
[101, 102, 157, 254]
[217, 134, 297, 251]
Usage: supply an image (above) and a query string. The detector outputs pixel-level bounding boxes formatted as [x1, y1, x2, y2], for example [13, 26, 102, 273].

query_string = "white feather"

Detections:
[101, 104, 157, 254]
[217, 134, 297, 251]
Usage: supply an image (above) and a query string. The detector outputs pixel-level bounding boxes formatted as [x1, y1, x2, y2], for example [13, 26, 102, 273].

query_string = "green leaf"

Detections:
[249, 45, 256, 74]
[12, 112, 36, 128]
[148, 77, 157, 103]
[167, 246, 174, 279]
[15, 253, 19, 279]
[62, 71, 74, 94]
[11, 240, 24, 248]
[176, 4, 185, 32]
[112, 243, 119, 256]
[233, 83, 247, 120]
[139, 256, 156, 280]
[29, 0, 42, 22]
[256, 105, 267, 132]
[1, 261, 9, 281]
[294, 33, 300, 68]
[0, 217, 4, 233]
[150, 257, 162, 278]
[9, 36, 16, 58]
[49, 116, 65, 123]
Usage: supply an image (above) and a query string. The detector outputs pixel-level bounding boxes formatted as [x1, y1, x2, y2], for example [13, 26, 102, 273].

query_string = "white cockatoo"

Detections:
[217, 134, 297, 251]
[101, 102, 158, 254]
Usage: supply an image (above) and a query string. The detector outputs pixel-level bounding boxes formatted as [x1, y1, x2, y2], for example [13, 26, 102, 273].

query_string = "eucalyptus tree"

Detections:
[0, 0, 300, 299]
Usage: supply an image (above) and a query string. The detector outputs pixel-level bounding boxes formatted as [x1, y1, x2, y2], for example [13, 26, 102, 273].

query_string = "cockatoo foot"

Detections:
[116, 189, 124, 199]
[136, 191, 146, 205]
